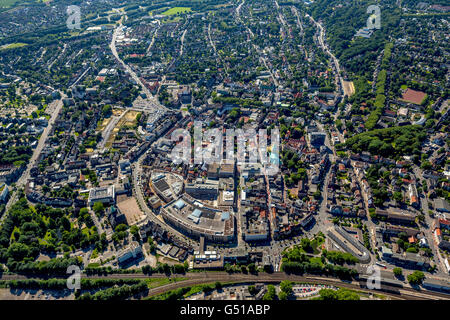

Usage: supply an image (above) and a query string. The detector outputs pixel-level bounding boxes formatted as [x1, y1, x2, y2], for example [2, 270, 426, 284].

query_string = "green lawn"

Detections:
[0, 43, 27, 50]
[162, 7, 192, 15]
[0, 0, 50, 7]
[0, 0, 20, 7]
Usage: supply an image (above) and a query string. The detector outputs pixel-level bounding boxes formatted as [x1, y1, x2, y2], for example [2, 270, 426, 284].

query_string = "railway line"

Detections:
[1, 272, 448, 300]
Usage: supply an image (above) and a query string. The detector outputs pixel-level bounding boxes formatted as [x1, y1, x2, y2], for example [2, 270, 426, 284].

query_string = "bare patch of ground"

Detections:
[343, 80, 355, 97]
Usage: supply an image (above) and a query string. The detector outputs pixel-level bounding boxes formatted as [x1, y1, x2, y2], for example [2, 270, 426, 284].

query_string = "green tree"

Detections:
[280, 280, 293, 296]
[407, 271, 425, 285]
[278, 291, 288, 300]
[248, 263, 257, 274]
[130, 225, 140, 241]
[393, 267, 402, 277]
[262, 285, 276, 300]
[300, 238, 313, 253]
[93, 202, 105, 215]
[393, 191, 403, 203]
[101, 105, 112, 118]
[248, 285, 257, 295]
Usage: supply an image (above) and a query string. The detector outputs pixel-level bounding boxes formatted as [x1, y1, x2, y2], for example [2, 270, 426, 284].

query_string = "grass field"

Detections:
[0, 43, 27, 50]
[162, 7, 192, 15]
[0, 0, 20, 7]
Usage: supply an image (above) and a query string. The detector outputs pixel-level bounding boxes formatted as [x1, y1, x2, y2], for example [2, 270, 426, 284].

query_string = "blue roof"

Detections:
[221, 212, 230, 220]
[174, 199, 186, 209]
[269, 152, 279, 164]
[191, 209, 202, 218]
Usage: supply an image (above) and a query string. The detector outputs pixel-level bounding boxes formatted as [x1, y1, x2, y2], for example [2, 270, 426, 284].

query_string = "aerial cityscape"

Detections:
[0, 0, 449, 304]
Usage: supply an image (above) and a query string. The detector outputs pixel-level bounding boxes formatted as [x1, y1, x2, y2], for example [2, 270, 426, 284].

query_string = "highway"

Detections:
[179, 29, 187, 57]
[352, 160, 380, 253]
[208, 22, 228, 75]
[309, 123, 334, 236]
[291, 6, 304, 36]
[275, 1, 291, 39]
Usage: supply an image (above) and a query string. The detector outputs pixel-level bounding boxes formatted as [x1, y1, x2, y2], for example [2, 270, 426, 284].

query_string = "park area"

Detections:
[162, 7, 192, 15]
[0, 43, 27, 50]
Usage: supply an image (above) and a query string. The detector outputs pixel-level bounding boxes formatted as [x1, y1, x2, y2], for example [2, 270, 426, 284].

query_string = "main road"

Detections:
[110, 16, 193, 246]
[146, 22, 160, 55]
[412, 164, 447, 275]
[235, 0, 277, 86]
[1, 92, 66, 224]
[306, 13, 347, 97]
[110, 17, 166, 112]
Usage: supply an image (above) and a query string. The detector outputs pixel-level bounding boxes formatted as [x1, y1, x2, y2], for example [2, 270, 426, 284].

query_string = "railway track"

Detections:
[2, 272, 448, 300]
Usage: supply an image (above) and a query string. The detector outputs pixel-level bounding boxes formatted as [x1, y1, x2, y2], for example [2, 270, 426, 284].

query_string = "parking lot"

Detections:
[293, 284, 336, 299]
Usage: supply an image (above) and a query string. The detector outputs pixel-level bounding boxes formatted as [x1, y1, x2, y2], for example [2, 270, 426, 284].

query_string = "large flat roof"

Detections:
[163, 195, 233, 236]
